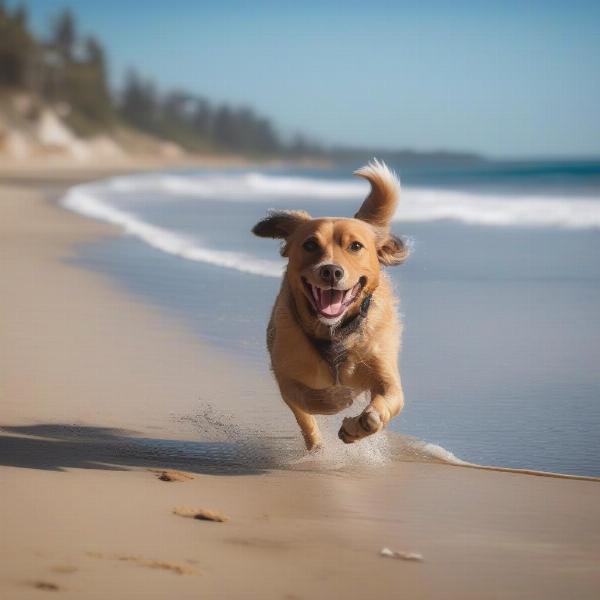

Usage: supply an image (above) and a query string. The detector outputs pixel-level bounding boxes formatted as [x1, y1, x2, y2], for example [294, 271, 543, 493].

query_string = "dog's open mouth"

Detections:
[302, 278, 363, 319]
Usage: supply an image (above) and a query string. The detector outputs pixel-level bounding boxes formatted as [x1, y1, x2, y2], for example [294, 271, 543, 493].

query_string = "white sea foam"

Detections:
[105, 171, 363, 199]
[61, 170, 600, 280]
[101, 170, 600, 230]
[396, 187, 600, 229]
[61, 183, 284, 278]
[395, 437, 469, 465]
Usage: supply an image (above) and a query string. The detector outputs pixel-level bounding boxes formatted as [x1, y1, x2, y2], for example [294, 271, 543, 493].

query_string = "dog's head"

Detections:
[252, 160, 408, 326]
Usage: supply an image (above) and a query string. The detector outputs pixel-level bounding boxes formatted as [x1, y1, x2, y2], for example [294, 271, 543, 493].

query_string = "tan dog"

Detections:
[252, 160, 408, 450]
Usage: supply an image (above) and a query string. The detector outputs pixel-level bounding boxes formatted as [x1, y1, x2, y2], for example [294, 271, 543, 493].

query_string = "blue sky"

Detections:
[17, 0, 600, 157]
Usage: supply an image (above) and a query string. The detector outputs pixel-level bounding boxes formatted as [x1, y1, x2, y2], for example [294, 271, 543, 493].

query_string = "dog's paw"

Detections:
[337, 425, 355, 444]
[359, 409, 383, 433]
[338, 408, 382, 444]
[307, 441, 324, 454]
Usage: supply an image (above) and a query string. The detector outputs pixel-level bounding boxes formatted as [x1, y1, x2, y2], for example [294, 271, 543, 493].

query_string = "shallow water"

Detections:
[63, 162, 600, 476]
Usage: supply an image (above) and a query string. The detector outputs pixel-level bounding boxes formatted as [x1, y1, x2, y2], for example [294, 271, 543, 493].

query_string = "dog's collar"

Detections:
[327, 293, 372, 339]
[292, 292, 373, 385]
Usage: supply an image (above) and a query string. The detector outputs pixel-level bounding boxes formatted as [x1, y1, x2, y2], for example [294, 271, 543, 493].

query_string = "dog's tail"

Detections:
[353, 159, 400, 229]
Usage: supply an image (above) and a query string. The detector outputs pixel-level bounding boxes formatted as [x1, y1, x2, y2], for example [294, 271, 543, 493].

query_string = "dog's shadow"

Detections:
[0, 423, 292, 476]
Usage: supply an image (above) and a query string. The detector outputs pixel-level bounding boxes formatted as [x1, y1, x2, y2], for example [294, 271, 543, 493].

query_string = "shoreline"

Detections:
[48, 167, 600, 483]
[1, 163, 599, 599]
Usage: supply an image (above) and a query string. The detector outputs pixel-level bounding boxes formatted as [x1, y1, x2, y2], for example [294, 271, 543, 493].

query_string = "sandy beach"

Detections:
[1, 165, 599, 599]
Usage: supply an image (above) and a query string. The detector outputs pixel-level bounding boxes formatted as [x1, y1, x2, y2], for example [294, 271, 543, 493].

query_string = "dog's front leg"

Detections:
[277, 379, 322, 451]
[338, 379, 404, 444]
[289, 403, 322, 451]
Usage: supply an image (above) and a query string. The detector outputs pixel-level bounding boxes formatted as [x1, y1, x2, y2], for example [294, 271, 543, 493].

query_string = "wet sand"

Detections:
[1, 167, 599, 599]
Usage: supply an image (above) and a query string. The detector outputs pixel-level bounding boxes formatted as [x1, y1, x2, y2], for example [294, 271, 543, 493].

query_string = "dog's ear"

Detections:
[252, 210, 312, 256]
[353, 159, 400, 230]
[377, 234, 409, 267]
[252, 209, 311, 239]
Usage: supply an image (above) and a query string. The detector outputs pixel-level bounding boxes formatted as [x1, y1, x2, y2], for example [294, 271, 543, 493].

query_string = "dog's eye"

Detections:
[303, 239, 320, 252]
[349, 241, 363, 252]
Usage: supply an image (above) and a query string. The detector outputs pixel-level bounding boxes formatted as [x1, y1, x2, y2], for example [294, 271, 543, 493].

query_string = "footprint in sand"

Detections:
[173, 507, 229, 522]
[31, 580, 61, 591]
[151, 469, 195, 482]
[50, 565, 78, 574]
[87, 552, 197, 575]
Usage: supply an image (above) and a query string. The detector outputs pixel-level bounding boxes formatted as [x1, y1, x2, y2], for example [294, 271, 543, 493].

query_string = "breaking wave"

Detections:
[62, 183, 284, 278]
[102, 170, 600, 229]
[61, 170, 600, 279]
[396, 187, 600, 229]
[104, 171, 362, 200]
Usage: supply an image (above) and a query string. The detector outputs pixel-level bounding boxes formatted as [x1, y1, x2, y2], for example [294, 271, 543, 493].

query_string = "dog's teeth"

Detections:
[312, 286, 320, 304]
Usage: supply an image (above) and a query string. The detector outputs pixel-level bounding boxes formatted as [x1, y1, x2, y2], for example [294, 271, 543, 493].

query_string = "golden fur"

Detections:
[252, 160, 408, 449]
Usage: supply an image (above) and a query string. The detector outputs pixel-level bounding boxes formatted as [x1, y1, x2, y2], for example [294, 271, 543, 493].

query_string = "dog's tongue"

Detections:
[317, 288, 344, 317]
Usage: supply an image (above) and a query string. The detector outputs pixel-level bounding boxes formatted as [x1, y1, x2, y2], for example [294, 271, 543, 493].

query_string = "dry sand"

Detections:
[1, 166, 599, 599]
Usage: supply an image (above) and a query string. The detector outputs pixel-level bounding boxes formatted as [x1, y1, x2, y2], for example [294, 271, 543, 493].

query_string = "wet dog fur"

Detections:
[252, 160, 408, 450]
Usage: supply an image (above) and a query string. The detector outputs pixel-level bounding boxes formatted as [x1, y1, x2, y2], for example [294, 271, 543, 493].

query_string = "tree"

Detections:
[0, 3, 291, 154]
[213, 105, 237, 149]
[120, 69, 158, 131]
[163, 90, 194, 124]
[85, 36, 104, 69]
[12, 2, 27, 28]
[0, 2, 35, 88]
[254, 117, 280, 154]
[53, 9, 76, 61]
[191, 97, 213, 137]
[61, 35, 114, 128]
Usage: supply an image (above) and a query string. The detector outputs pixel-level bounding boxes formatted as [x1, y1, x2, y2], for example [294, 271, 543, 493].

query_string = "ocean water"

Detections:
[62, 160, 600, 477]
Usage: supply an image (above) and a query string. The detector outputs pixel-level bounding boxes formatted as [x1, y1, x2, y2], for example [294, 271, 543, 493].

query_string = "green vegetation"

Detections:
[119, 71, 282, 154]
[1, 6, 115, 134]
[0, 3, 289, 156]
[0, 2, 483, 164]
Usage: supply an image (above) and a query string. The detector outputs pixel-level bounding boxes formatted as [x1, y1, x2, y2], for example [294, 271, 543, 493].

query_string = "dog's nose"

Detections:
[319, 264, 344, 284]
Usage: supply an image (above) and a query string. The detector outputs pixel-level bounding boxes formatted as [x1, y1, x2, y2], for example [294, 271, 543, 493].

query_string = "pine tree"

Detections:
[53, 9, 76, 61]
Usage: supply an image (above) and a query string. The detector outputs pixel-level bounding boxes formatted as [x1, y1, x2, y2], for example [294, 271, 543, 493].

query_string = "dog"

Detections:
[252, 160, 408, 450]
